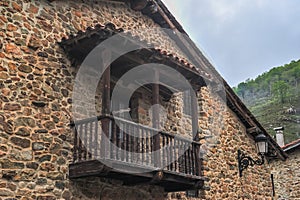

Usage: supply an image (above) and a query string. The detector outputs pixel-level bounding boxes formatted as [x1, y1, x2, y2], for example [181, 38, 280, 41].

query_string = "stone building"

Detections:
[270, 139, 300, 200]
[0, 0, 286, 199]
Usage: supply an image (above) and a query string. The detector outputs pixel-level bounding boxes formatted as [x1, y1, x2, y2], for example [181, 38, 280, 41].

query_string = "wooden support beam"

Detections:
[152, 69, 161, 168]
[191, 88, 198, 140]
[101, 49, 111, 158]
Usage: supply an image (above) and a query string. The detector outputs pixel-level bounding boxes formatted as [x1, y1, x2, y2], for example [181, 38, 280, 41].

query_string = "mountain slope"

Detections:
[233, 59, 300, 143]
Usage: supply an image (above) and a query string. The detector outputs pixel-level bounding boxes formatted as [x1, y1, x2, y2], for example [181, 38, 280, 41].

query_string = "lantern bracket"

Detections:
[238, 149, 265, 177]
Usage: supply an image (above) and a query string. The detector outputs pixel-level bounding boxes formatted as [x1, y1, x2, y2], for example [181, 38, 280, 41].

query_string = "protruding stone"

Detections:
[0, 72, 9, 79]
[62, 190, 71, 199]
[51, 103, 60, 111]
[37, 52, 48, 58]
[7, 182, 17, 191]
[47, 172, 64, 180]
[40, 162, 55, 171]
[5, 43, 21, 54]
[39, 155, 51, 162]
[55, 181, 65, 190]
[0, 189, 14, 196]
[36, 178, 48, 185]
[14, 169, 35, 181]
[11, 150, 33, 161]
[11, 137, 31, 148]
[61, 88, 69, 97]
[32, 142, 44, 151]
[15, 117, 36, 127]
[34, 129, 48, 133]
[40, 20, 53, 32]
[3, 103, 21, 111]
[12, 2, 22, 12]
[26, 162, 39, 170]
[7, 23, 18, 31]
[28, 36, 41, 50]
[28, 4, 39, 14]
[42, 84, 53, 94]
[43, 121, 55, 130]
[32, 101, 46, 107]
[18, 64, 33, 73]
[0, 159, 24, 169]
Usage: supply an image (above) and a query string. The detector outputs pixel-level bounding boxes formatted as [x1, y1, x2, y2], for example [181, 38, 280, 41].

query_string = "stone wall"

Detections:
[199, 86, 273, 199]
[167, 86, 274, 200]
[270, 148, 300, 199]
[0, 0, 276, 199]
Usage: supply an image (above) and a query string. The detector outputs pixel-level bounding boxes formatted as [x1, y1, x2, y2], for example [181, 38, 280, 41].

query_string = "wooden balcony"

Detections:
[69, 115, 206, 192]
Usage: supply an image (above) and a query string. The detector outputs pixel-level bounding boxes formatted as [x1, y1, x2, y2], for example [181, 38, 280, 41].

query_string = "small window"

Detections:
[183, 90, 192, 116]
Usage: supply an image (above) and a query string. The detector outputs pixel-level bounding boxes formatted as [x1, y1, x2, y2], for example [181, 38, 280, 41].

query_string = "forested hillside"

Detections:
[233, 59, 300, 144]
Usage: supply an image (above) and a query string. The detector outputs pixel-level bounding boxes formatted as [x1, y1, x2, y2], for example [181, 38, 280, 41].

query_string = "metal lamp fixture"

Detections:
[238, 133, 268, 177]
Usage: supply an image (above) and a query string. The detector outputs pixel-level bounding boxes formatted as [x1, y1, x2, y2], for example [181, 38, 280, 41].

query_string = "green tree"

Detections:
[236, 82, 247, 99]
[271, 80, 289, 104]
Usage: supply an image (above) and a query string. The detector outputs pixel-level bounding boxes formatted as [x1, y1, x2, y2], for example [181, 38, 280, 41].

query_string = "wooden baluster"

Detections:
[169, 136, 173, 171]
[161, 134, 165, 168]
[146, 130, 150, 165]
[121, 122, 126, 161]
[78, 124, 83, 162]
[178, 140, 181, 173]
[186, 142, 189, 174]
[174, 138, 177, 172]
[131, 125, 135, 163]
[111, 119, 117, 160]
[181, 140, 184, 173]
[116, 122, 120, 160]
[132, 125, 136, 163]
[89, 121, 93, 160]
[191, 145, 194, 175]
[185, 142, 188, 174]
[128, 123, 131, 162]
[73, 126, 78, 163]
[188, 144, 192, 174]
[108, 120, 112, 159]
[83, 123, 88, 160]
[95, 121, 99, 159]
[129, 124, 132, 162]
[150, 131, 156, 167]
[141, 128, 145, 165]
[125, 123, 130, 162]
[137, 126, 140, 163]
[191, 143, 195, 175]
[195, 143, 201, 176]
[166, 136, 170, 170]
[182, 141, 186, 173]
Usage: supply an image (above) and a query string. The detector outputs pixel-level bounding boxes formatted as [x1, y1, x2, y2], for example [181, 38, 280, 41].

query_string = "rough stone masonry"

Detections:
[0, 0, 275, 199]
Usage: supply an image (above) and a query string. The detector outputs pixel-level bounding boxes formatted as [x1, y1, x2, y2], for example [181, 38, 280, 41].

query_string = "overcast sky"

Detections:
[162, 0, 300, 86]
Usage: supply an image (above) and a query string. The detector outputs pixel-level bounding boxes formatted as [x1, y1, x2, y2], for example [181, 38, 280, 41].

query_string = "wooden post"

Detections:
[152, 70, 161, 168]
[190, 88, 198, 140]
[101, 50, 111, 159]
[190, 88, 201, 176]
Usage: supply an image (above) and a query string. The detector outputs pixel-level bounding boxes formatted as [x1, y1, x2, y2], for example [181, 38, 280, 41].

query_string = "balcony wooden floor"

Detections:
[69, 159, 205, 192]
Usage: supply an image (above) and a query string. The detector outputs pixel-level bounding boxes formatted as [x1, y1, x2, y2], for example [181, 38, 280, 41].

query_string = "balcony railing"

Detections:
[69, 115, 204, 191]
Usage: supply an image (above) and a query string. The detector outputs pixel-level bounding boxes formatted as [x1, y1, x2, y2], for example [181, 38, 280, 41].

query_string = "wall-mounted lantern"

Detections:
[238, 133, 268, 177]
